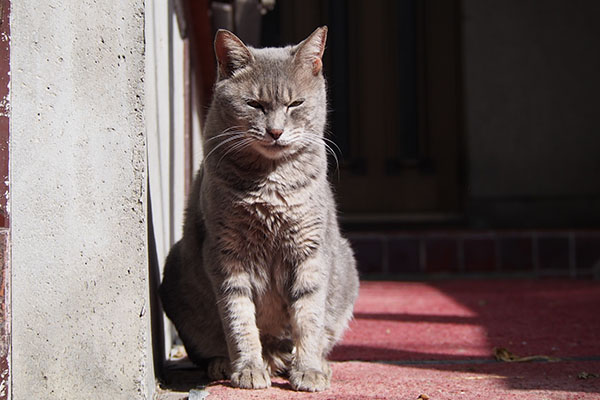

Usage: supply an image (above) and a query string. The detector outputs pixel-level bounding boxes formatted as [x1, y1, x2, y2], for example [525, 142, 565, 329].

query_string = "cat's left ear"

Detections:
[294, 26, 328, 76]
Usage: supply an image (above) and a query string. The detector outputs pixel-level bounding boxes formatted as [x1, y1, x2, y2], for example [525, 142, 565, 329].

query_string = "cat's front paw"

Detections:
[230, 365, 271, 389]
[289, 368, 330, 392]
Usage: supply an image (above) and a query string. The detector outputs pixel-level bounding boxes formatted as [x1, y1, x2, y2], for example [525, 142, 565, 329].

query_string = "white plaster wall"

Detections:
[147, 0, 175, 268]
[10, 1, 154, 399]
[146, 0, 187, 281]
[145, 0, 189, 359]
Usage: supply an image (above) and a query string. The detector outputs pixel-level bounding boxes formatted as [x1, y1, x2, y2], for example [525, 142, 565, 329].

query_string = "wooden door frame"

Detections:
[0, 0, 10, 397]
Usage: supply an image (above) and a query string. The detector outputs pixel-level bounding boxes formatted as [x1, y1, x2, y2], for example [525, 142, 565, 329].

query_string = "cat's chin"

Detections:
[252, 141, 295, 160]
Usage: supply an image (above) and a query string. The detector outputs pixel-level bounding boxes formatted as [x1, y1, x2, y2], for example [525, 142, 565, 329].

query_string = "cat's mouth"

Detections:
[270, 141, 288, 148]
[260, 138, 290, 149]
[253, 139, 292, 159]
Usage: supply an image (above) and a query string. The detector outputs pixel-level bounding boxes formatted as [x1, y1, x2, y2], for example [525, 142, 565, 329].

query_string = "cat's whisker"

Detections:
[297, 135, 339, 165]
[217, 138, 254, 165]
[219, 125, 245, 134]
[205, 125, 246, 143]
[206, 132, 238, 142]
[297, 135, 340, 179]
[206, 130, 246, 143]
[303, 129, 343, 163]
[246, 129, 263, 140]
[322, 144, 341, 180]
[204, 135, 245, 162]
[216, 137, 255, 167]
[322, 137, 343, 157]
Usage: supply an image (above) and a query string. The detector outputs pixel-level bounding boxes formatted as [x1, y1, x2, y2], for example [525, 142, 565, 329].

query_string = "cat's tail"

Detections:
[262, 336, 294, 377]
[158, 240, 182, 321]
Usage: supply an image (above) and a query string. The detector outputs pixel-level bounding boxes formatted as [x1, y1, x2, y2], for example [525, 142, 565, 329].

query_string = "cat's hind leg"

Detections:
[207, 357, 231, 381]
[160, 240, 229, 370]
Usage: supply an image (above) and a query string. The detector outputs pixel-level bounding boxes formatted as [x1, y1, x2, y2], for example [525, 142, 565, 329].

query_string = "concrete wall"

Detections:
[462, 0, 600, 227]
[10, 1, 154, 399]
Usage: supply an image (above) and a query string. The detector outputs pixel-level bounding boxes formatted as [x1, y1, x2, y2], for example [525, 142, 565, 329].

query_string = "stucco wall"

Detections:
[10, 1, 154, 399]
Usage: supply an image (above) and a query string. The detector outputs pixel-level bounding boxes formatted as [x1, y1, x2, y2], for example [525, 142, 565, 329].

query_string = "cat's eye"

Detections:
[246, 100, 264, 111]
[288, 99, 304, 108]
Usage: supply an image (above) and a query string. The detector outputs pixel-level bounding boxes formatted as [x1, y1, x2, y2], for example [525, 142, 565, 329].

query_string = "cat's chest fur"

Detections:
[208, 166, 324, 270]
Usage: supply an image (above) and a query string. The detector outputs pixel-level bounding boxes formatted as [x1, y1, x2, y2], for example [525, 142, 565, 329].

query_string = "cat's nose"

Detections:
[267, 128, 283, 140]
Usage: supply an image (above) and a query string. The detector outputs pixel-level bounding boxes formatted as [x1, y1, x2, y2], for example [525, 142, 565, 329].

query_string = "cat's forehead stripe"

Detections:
[253, 74, 294, 104]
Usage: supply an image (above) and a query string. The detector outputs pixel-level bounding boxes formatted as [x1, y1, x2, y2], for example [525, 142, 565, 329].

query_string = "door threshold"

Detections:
[340, 213, 464, 230]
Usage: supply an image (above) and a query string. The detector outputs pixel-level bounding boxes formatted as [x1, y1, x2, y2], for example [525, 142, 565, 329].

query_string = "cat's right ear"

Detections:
[214, 30, 254, 79]
[294, 26, 328, 76]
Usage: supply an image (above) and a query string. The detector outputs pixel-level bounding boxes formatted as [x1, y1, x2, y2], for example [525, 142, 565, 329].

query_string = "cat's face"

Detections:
[210, 27, 328, 161]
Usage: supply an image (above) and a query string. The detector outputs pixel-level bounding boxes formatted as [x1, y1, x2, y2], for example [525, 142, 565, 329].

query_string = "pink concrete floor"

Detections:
[166, 279, 600, 399]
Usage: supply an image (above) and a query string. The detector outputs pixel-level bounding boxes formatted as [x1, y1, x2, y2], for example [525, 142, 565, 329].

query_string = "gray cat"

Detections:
[159, 26, 359, 392]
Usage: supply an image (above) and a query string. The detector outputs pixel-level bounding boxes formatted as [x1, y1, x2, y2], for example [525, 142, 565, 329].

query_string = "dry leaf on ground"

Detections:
[578, 372, 599, 380]
[493, 347, 560, 362]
